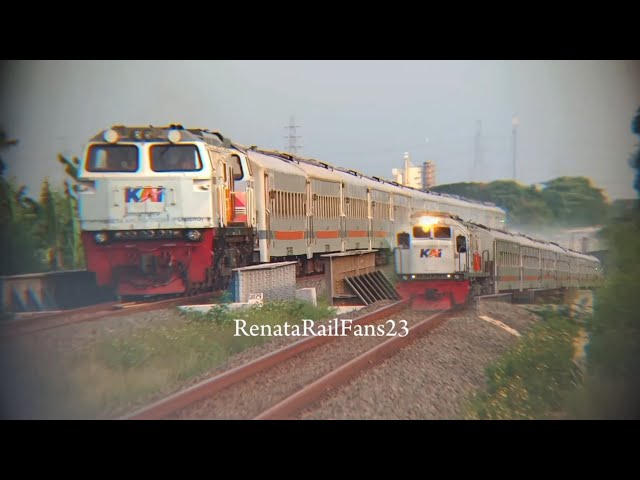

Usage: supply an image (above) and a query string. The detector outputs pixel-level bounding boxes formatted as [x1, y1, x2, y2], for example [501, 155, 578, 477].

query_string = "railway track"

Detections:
[0, 269, 326, 339]
[122, 293, 510, 420]
[122, 299, 461, 420]
[255, 308, 453, 419]
[0, 293, 216, 338]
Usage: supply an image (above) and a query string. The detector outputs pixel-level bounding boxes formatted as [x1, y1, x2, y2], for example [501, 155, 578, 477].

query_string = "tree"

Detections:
[0, 186, 46, 274]
[62, 179, 84, 267]
[431, 176, 610, 227]
[56, 154, 85, 269]
[38, 178, 59, 269]
[430, 182, 488, 202]
[541, 177, 609, 226]
[58, 153, 80, 182]
[0, 130, 85, 275]
[578, 106, 640, 419]
[632, 107, 640, 194]
[0, 130, 47, 275]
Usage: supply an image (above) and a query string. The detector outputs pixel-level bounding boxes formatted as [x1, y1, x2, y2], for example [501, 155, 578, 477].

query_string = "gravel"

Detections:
[297, 301, 541, 419]
[3, 273, 347, 365]
[2, 272, 325, 359]
[2, 289, 545, 420]
[0, 308, 189, 359]
[169, 303, 439, 419]
[0, 291, 382, 419]
[0, 307, 193, 419]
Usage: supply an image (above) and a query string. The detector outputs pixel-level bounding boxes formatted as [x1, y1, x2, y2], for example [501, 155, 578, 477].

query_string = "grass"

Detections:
[10, 299, 336, 419]
[461, 308, 583, 420]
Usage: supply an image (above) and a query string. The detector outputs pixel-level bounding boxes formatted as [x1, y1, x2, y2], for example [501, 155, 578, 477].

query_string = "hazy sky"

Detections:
[2, 60, 639, 199]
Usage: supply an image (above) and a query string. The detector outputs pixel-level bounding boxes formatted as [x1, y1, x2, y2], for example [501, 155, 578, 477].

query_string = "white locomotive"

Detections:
[395, 212, 602, 309]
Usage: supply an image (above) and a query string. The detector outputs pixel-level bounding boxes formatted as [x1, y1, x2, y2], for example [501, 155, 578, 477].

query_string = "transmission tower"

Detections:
[473, 119, 482, 181]
[512, 114, 519, 180]
[283, 116, 302, 154]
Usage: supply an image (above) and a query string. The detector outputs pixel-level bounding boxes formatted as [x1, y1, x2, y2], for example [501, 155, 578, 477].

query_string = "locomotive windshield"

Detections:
[433, 226, 451, 238]
[412, 225, 451, 239]
[87, 145, 138, 172]
[150, 145, 202, 172]
[413, 226, 431, 238]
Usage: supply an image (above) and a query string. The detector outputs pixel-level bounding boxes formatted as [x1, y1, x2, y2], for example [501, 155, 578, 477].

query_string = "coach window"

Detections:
[87, 145, 138, 172]
[150, 145, 202, 172]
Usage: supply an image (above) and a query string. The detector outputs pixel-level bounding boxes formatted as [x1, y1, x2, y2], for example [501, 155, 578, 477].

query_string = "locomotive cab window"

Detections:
[229, 155, 244, 180]
[87, 145, 138, 172]
[433, 226, 451, 239]
[397, 232, 410, 249]
[150, 145, 202, 172]
[456, 235, 467, 253]
[413, 225, 431, 238]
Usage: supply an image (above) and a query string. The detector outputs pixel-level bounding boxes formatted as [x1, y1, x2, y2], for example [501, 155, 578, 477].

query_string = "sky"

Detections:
[1, 60, 639, 200]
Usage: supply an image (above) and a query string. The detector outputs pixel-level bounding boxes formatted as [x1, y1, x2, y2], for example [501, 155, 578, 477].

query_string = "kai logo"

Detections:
[126, 188, 165, 203]
[420, 248, 442, 258]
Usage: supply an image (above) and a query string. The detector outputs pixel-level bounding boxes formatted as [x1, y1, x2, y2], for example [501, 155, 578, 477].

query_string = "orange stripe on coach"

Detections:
[274, 231, 305, 240]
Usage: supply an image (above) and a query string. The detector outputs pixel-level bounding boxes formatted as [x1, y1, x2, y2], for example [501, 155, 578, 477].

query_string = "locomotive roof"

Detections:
[90, 125, 230, 147]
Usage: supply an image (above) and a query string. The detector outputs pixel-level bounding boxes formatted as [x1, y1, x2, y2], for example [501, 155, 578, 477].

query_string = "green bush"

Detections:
[463, 312, 580, 420]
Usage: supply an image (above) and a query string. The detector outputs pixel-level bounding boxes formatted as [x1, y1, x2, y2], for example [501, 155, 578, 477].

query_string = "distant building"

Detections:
[391, 153, 435, 190]
[423, 160, 435, 189]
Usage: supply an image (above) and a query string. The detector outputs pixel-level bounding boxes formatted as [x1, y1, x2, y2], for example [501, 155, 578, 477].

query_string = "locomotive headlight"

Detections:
[418, 216, 439, 227]
[94, 232, 109, 244]
[103, 129, 119, 143]
[168, 130, 182, 143]
[186, 229, 202, 241]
